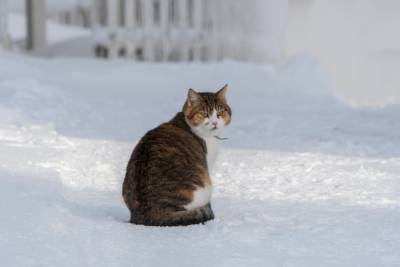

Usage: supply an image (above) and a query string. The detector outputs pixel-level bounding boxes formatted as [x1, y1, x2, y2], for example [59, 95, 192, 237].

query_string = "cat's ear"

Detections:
[187, 88, 202, 106]
[216, 84, 228, 100]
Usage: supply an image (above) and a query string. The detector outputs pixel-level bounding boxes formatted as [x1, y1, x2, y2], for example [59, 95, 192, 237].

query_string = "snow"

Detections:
[285, 1, 400, 106]
[0, 53, 400, 266]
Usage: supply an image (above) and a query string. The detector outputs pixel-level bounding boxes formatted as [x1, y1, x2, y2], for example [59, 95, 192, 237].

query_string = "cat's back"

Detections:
[129, 112, 207, 174]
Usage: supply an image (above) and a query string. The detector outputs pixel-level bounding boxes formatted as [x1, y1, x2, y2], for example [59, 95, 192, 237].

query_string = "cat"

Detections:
[122, 84, 231, 226]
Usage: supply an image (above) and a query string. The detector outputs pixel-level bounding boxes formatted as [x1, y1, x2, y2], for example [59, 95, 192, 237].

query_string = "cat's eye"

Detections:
[217, 109, 226, 117]
[201, 111, 209, 117]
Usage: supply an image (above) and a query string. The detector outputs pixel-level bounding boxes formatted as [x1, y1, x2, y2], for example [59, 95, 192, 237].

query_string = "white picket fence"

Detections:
[90, 0, 287, 62]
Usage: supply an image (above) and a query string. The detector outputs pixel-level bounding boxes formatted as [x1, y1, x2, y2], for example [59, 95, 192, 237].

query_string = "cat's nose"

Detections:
[212, 121, 218, 127]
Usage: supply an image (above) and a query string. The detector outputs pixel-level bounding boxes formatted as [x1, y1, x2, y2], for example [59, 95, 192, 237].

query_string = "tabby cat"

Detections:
[122, 85, 231, 226]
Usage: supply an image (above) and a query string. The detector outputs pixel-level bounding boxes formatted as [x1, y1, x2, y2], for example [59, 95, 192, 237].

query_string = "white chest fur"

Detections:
[183, 137, 218, 211]
[204, 136, 219, 170]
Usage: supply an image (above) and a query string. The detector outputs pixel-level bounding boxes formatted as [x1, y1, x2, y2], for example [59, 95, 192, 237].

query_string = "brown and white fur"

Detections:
[122, 85, 231, 226]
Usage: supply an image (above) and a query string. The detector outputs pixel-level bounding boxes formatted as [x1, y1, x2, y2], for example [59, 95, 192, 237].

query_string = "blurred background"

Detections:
[1, 0, 399, 106]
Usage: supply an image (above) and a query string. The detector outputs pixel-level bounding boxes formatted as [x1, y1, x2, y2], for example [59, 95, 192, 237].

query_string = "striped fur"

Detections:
[122, 85, 231, 226]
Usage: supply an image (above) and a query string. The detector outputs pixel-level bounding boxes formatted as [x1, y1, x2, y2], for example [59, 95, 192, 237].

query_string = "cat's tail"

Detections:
[131, 203, 215, 226]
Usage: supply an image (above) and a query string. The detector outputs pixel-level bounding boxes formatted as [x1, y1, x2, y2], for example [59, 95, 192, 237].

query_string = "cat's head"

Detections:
[183, 84, 232, 138]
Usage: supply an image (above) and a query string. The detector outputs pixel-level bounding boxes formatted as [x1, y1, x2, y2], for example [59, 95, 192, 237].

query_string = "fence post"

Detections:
[124, 0, 135, 28]
[230, 0, 240, 60]
[0, 0, 8, 49]
[218, 0, 227, 60]
[207, 0, 219, 61]
[143, 0, 154, 61]
[89, 0, 98, 28]
[106, 0, 118, 29]
[192, 0, 203, 61]
[178, 0, 188, 61]
[159, 0, 169, 61]
[124, 0, 137, 58]
[26, 0, 47, 51]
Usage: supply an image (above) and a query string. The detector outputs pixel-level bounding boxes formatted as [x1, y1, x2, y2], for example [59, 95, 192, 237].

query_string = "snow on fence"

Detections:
[90, 0, 287, 62]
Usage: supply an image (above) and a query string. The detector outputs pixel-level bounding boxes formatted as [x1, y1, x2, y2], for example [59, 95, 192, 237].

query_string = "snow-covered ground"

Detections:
[0, 53, 399, 266]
